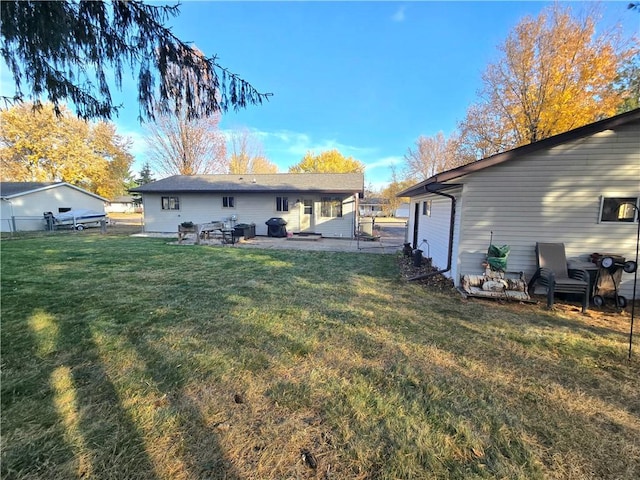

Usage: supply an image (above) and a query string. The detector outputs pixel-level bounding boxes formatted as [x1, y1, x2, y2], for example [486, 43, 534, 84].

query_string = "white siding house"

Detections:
[0, 182, 107, 232]
[131, 173, 364, 238]
[399, 109, 640, 299]
[106, 195, 139, 213]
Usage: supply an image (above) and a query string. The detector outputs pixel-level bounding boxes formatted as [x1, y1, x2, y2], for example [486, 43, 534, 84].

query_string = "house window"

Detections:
[276, 196, 289, 212]
[599, 197, 638, 222]
[223, 196, 235, 208]
[161, 196, 180, 210]
[303, 199, 313, 215]
[321, 197, 343, 218]
[422, 200, 432, 217]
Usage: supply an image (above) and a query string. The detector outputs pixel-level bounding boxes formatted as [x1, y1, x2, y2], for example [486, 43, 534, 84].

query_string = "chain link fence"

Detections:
[1, 214, 144, 237]
[356, 218, 408, 252]
[1, 216, 50, 234]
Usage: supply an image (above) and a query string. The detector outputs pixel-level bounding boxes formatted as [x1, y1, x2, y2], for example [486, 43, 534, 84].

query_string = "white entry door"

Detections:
[300, 199, 314, 232]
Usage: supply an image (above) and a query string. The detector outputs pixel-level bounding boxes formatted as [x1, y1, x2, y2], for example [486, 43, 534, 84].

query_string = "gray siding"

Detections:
[455, 122, 640, 298]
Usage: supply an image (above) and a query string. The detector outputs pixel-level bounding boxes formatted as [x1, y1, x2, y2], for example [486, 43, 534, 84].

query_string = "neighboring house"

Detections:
[394, 202, 410, 219]
[130, 173, 364, 238]
[0, 182, 108, 232]
[106, 195, 139, 213]
[359, 197, 387, 217]
[398, 108, 640, 299]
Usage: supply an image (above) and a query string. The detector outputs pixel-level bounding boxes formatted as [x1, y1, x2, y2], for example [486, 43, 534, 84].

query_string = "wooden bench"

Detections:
[178, 222, 236, 245]
[196, 222, 225, 244]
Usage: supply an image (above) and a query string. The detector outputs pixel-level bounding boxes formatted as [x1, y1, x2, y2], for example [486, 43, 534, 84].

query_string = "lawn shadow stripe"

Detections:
[126, 330, 241, 480]
[56, 313, 161, 480]
[0, 311, 78, 479]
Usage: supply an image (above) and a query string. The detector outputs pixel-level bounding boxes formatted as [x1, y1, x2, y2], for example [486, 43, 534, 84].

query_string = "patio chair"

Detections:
[527, 242, 590, 313]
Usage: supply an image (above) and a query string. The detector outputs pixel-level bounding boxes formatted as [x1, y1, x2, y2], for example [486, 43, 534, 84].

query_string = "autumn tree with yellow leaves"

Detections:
[228, 129, 278, 174]
[458, 4, 637, 158]
[0, 103, 133, 198]
[288, 149, 365, 174]
[379, 166, 414, 217]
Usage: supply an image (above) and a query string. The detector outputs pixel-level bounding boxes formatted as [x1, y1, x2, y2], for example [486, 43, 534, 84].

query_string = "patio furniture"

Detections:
[528, 242, 590, 312]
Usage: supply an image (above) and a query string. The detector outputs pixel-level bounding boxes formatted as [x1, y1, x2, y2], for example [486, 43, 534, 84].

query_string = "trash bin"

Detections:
[360, 217, 374, 235]
[234, 223, 256, 239]
[265, 217, 287, 237]
[413, 249, 423, 267]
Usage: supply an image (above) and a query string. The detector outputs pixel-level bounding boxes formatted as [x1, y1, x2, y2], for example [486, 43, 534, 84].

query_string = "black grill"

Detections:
[265, 217, 287, 237]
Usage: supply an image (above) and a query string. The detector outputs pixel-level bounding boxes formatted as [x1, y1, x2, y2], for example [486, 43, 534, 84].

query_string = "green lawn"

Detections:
[1, 234, 638, 479]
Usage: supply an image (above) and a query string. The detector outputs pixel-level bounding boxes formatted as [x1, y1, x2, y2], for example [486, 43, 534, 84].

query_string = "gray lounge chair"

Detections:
[527, 242, 590, 312]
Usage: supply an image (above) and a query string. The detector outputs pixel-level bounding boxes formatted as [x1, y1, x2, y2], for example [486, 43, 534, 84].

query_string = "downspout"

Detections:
[408, 183, 456, 281]
[1, 198, 15, 233]
[353, 192, 359, 239]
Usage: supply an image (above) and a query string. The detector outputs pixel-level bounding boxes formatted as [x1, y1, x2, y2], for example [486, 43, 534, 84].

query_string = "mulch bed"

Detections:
[397, 254, 456, 291]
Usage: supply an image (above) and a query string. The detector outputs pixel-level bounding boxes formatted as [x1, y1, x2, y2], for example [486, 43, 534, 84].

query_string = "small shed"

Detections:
[0, 182, 107, 232]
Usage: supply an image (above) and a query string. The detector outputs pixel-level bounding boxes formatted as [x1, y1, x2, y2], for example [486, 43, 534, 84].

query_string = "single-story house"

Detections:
[106, 195, 140, 214]
[0, 182, 108, 232]
[359, 197, 387, 217]
[398, 108, 640, 299]
[130, 173, 364, 238]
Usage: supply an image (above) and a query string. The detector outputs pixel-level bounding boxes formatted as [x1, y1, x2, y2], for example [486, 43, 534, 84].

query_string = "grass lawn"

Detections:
[1, 233, 638, 479]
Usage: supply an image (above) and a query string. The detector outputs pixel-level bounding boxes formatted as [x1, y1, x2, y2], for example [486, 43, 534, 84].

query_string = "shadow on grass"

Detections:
[1, 308, 160, 479]
[125, 331, 241, 480]
[3, 236, 638, 478]
[57, 315, 161, 479]
[0, 315, 78, 479]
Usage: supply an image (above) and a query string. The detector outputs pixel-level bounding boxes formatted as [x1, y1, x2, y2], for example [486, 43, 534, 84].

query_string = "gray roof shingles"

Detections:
[130, 173, 364, 194]
[0, 182, 62, 197]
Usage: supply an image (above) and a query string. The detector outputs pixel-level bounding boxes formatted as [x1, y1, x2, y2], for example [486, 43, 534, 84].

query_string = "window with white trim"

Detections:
[422, 200, 431, 216]
[161, 196, 180, 210]
[276, 196, 289, 212]
[222, 196, 235, 208]
[321, 197, 342, 218]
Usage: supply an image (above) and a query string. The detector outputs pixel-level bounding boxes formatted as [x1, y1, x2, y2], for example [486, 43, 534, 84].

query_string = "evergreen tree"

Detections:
[136, 162, 156, 186]
[1, 1, 269, 121]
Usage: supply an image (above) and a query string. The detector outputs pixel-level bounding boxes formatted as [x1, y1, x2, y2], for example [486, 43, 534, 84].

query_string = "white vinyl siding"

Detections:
[453, 122, 640, 298]
[408, 191, 462, 282]
[142, 192, 358, 238]
[1, 185, 106, 232]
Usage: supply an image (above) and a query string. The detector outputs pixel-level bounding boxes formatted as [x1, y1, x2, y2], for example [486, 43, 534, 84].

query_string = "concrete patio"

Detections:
[133, 228, 407, 254]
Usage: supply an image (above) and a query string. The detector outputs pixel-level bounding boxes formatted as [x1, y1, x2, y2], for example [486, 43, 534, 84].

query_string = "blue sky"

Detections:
[3, 1, 639, 189]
